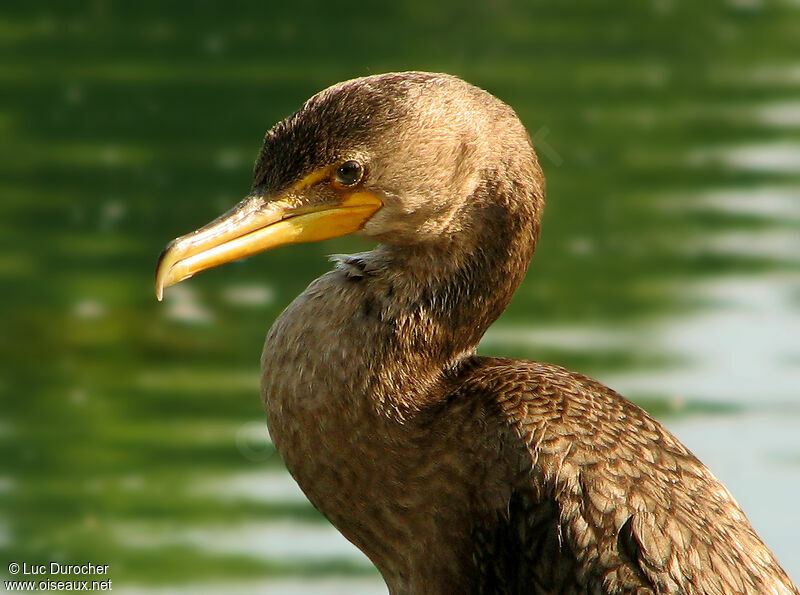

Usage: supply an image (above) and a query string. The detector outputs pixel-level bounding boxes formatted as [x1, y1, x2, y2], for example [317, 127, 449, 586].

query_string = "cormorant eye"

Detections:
[333, 160, 364, 188]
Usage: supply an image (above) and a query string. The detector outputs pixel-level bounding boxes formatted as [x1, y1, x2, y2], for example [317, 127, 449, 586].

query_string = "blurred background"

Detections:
[2, 1, 799, 593]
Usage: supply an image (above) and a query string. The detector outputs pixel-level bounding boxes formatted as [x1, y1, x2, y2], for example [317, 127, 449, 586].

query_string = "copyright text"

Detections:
[5, 562, 112, 591]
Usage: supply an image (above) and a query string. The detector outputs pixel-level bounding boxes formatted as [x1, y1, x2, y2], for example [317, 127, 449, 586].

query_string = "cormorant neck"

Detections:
[349, 186, 541, 413]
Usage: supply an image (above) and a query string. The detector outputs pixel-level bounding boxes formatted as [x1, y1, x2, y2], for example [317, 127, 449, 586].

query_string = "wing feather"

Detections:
[459, 357, 798, 594]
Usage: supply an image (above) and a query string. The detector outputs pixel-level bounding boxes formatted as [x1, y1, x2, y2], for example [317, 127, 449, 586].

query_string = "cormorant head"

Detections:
[156, 72, 543, 300]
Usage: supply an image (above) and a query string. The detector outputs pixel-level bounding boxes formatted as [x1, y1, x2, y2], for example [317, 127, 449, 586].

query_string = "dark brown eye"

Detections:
[333, 160, 364, 187]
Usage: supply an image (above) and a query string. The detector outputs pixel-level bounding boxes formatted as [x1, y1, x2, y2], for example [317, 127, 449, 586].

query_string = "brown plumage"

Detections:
[155, 72, 798, 594]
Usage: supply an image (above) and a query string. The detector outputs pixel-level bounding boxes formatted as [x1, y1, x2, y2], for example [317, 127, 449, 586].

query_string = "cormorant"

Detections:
[155, 72, 798, 594]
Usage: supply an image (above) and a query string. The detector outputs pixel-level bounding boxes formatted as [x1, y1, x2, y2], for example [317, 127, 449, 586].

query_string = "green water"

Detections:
[2, 2, 799, 592]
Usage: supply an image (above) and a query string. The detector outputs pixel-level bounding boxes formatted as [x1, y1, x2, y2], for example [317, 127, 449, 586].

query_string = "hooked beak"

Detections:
[155, 191, 382, 300]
